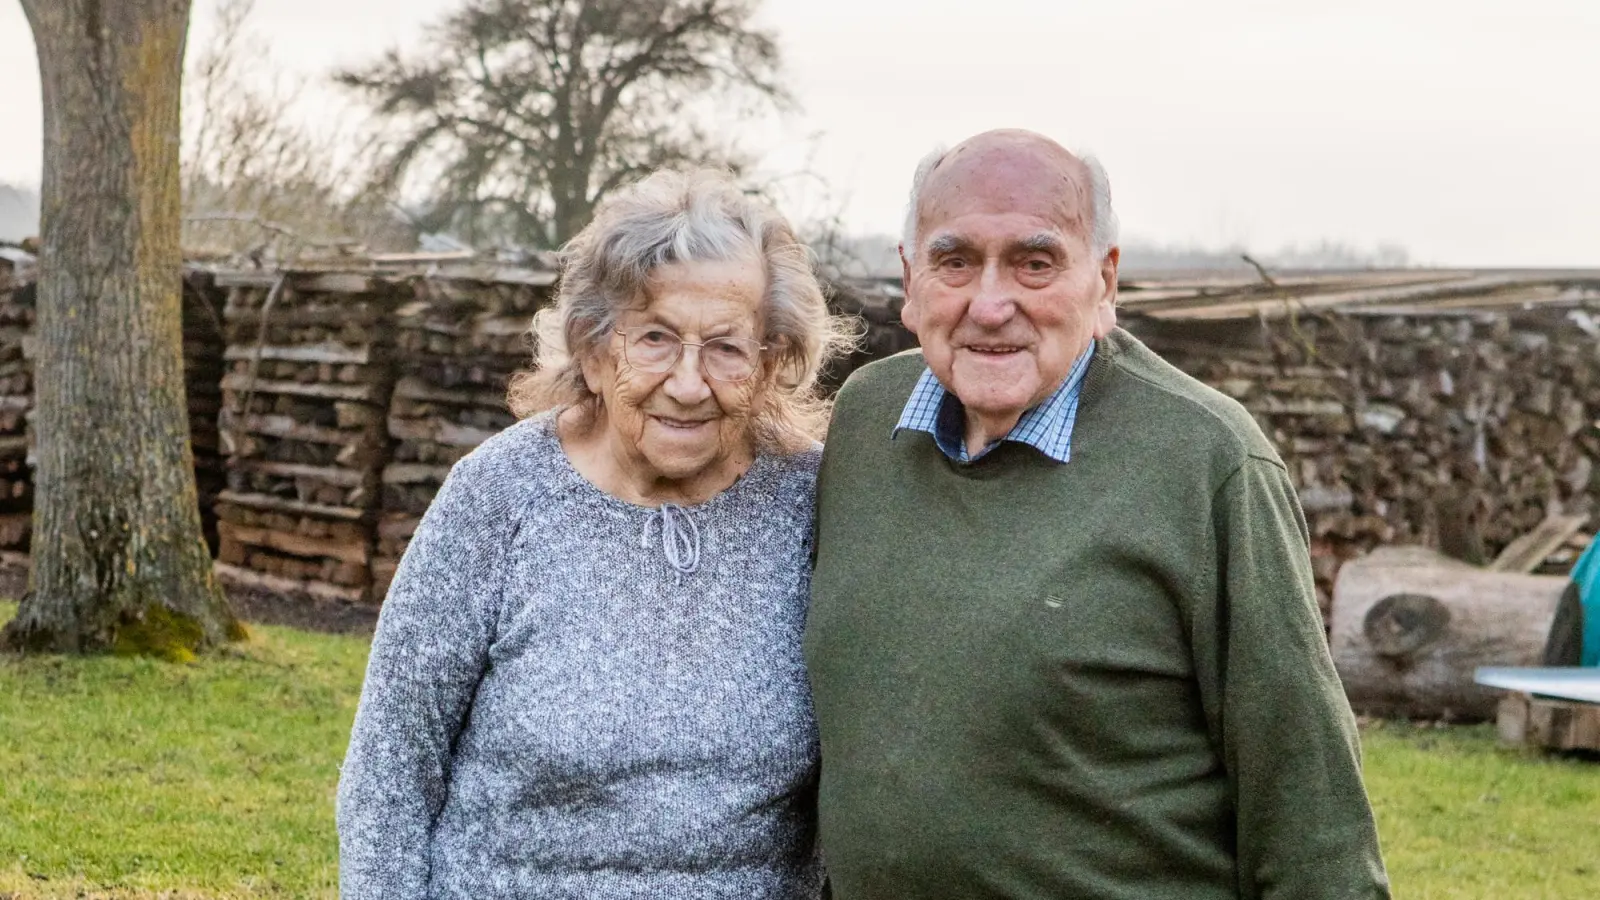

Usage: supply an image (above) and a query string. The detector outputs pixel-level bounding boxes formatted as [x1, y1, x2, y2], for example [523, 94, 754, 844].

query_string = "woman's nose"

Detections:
[661, 344, 713, 404]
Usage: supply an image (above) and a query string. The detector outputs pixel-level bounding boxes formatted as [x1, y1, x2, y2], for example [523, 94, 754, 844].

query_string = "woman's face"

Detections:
[582, 256, 770, 492]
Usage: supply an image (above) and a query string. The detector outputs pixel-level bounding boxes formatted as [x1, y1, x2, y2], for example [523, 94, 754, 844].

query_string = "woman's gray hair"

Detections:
[509, 168, 856, 453]
[900, 145, 1120, 260]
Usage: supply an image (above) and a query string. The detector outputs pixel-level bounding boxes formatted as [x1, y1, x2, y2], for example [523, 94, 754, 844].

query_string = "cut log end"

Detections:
[1363, 592, 1451, 659]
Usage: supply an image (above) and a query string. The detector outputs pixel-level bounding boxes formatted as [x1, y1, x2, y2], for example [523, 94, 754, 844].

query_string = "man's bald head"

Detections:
[901, 129, 1118, 262]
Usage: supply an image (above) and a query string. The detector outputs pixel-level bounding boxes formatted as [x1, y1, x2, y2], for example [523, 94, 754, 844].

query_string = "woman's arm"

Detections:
[336, 453, 516, 899]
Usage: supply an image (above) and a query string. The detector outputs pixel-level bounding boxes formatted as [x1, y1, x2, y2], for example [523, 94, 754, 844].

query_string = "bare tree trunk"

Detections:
[2, 0, 241, 660]
[550, 183, 593, 249]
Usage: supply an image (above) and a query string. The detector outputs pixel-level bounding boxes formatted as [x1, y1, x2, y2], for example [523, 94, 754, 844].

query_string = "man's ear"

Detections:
[899, 243, 922, 336]
[1092, 246, 1120, 339]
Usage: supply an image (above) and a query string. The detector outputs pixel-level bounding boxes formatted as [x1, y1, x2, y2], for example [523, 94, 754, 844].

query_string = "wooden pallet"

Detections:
[1497, 692, 1600, 752]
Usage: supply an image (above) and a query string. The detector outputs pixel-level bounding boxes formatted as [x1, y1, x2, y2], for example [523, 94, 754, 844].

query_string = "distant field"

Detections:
[2, 601, 1597, 898]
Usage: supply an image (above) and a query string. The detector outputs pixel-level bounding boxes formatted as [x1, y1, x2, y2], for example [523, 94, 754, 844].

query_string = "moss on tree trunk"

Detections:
[1, 0, 242, 659]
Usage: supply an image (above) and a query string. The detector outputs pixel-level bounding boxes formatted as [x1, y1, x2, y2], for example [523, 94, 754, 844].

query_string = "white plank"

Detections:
[1475, 667, 1600, 705]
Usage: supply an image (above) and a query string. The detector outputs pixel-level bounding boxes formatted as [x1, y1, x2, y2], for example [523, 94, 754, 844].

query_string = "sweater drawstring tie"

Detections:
[642, 503, 699, 576]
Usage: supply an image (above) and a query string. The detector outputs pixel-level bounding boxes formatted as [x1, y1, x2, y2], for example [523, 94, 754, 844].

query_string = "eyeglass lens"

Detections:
[621, 328, 761, 381]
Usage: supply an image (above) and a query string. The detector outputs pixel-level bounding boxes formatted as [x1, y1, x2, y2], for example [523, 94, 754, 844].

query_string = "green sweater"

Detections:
[805, 329, 1389, 900]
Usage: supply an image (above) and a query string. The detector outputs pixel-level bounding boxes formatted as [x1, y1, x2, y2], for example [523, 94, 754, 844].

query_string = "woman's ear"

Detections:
[580, 349, 605, 396]
[764, 335, 800, 389]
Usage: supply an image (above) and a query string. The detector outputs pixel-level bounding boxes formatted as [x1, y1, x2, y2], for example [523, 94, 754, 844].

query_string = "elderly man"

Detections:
[804, 129, 1390, 900]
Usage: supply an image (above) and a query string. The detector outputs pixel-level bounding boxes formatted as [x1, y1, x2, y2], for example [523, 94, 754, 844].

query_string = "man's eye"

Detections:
[938, 257, 968, 270]
[1023, 258, 1053, 272]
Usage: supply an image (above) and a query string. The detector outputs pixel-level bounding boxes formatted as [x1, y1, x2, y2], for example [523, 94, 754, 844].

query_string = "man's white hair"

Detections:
[900, 144, 1120, 261]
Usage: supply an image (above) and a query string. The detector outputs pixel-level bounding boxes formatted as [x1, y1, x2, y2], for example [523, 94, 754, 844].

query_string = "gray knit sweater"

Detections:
[336, 413, 824, 899]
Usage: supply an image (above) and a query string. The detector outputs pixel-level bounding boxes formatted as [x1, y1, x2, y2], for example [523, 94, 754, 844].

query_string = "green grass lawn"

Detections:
[2, 601, 1598, 899]
[1362, 720, 1599, 899]
[0, 603, 366, 899]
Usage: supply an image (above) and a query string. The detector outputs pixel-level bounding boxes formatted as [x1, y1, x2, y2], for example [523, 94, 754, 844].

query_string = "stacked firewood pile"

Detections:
[212, 271, 404, 603]
[822, 279, 918, 391]
[1126, 294, 1600, 613]
[373, 275, 551, 596]
[9, 257, 1593, 622]
[0, 249, 34, 563]
[182, 270, 228, 553]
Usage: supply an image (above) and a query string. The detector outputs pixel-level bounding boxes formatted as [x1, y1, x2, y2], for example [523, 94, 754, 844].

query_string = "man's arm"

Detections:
[1200, 455, 1391, 900]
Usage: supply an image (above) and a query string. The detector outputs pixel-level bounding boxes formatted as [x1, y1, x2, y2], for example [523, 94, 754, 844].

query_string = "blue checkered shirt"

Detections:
[892, 344, 1095, 464]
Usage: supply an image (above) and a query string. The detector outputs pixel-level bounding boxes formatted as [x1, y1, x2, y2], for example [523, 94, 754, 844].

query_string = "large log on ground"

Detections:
[1330, 546, 1568, 720]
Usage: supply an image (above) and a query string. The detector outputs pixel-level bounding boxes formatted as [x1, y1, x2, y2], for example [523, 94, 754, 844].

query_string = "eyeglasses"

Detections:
[613, 327, 768, 383]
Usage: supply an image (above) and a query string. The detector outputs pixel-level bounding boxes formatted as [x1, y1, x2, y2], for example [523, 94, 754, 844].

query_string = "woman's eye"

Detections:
[710, 340, 748, 359]
[638, 329, 674, 345]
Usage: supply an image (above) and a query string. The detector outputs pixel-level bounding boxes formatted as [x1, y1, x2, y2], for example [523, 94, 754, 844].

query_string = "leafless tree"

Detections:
[182, 0, 410, 260]
[338, 0, 790, 249]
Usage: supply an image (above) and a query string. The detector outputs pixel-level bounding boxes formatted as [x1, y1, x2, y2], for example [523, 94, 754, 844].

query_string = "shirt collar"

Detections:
[892, 343, 1095, 464]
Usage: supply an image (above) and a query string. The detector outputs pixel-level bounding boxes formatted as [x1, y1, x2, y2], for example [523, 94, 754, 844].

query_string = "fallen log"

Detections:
[1330, 546, 1568, 720]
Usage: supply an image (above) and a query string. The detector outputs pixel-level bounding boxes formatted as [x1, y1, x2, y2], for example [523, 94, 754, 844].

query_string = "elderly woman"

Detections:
[336, 170, 851, 899]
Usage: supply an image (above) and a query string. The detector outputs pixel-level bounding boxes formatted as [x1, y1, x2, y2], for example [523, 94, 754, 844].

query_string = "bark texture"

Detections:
[2, 0, 240, 659]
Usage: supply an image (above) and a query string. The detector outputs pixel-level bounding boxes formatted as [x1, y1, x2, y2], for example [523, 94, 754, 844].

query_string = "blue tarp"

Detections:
[1574, 537, 1600, 667]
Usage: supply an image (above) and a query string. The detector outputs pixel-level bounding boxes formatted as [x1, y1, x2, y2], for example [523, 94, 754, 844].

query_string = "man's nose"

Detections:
[967, 262, 1015, 328]
[662, 345, 713, 405]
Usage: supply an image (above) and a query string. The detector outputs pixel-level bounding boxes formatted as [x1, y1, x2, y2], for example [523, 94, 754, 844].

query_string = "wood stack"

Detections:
[0, 256, 1581, 622]
[213, 271, 403, 604]
[374, 274, 551, 597]
[1127, 300, 1600, 616]
[182, 270, 227, 553]
[0, 248, 34, 564]
[822, 279, 917, 392]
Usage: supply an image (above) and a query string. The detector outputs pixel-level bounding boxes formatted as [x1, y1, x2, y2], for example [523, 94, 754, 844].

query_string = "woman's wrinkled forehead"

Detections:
[624, 257, 768, 331]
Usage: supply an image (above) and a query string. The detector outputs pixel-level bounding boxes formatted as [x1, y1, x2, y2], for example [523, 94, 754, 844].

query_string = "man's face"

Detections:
[900, 145, 1118, 429]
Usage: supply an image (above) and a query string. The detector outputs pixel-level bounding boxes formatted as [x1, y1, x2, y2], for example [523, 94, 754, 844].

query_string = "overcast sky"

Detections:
[2, 0, 1598, 265]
